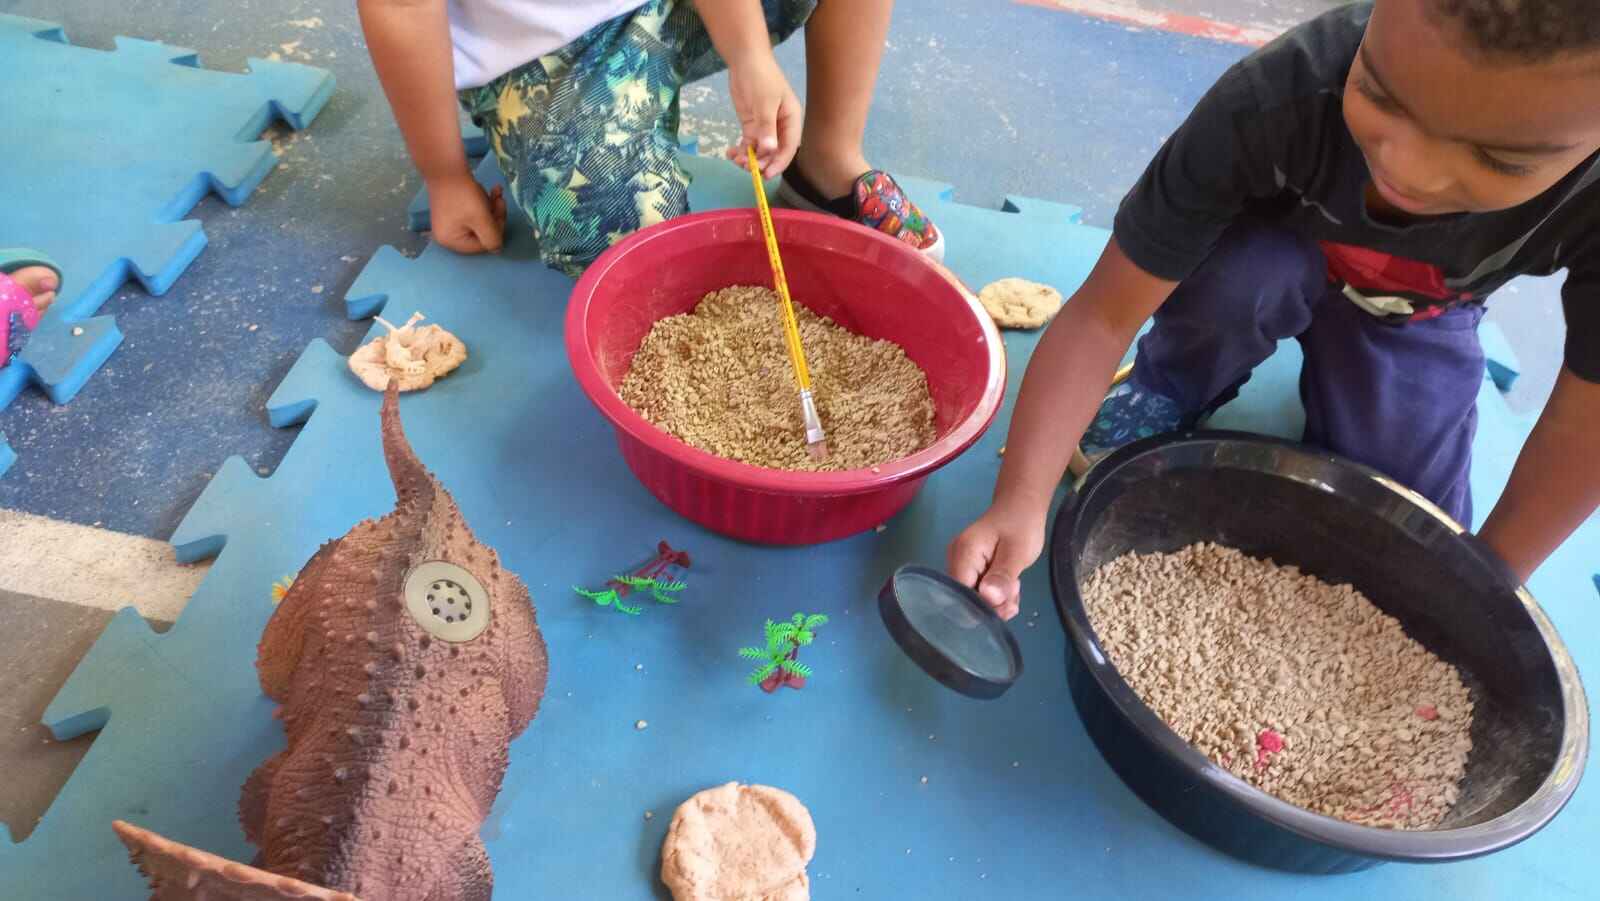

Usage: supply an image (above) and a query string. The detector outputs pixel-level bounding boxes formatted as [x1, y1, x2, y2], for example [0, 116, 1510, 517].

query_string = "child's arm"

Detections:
[948, 239, 1176, 619]
[1477, 369, 1600, 583]
[693, 0, 802, 178]
[358, 0, 507, 253]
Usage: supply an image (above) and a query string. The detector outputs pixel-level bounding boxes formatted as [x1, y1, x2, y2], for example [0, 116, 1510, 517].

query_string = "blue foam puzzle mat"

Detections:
[5, 154, 1596, 900]
[1478, 319, 1522, 393]
[0, 14, 332, 419]
[0, 432, 14, 478]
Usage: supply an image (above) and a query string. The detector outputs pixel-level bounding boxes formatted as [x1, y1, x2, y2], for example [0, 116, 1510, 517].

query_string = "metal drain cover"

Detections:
[403, 561, 490, 642]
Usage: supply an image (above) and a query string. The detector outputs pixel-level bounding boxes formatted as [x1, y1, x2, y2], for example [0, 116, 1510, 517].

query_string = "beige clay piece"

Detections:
[977, 277, 1063, 329]
[660, 782, 816, 901]
[113, 383, 549, 899]
[348, 312, 467, 392]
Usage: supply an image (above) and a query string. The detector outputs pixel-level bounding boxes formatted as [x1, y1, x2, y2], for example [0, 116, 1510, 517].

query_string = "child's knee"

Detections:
[529, 148, 689, 275]
[1156, 222, 1326, 339]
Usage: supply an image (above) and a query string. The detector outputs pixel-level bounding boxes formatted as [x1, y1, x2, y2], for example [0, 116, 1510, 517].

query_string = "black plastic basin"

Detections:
[1049, 432, 1588, 873]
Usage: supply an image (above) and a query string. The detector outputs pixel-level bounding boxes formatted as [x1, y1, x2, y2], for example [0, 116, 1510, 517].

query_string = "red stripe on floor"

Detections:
[1014, 0, 1276, 47]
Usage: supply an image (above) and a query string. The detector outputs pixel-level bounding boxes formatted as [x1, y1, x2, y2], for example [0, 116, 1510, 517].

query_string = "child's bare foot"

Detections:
[9, 266, 59, 313]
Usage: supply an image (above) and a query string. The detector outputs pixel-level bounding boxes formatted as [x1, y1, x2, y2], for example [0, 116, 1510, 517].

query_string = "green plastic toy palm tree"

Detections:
[573, 575, 685, 616]
[739, 613, 828, 692]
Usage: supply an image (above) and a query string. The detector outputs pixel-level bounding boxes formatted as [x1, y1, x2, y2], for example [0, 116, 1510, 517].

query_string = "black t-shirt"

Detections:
[1114, 2, 1600, 381]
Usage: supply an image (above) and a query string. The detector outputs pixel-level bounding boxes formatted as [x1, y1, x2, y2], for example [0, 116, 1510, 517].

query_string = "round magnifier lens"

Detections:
[878, 565, 1022, 699]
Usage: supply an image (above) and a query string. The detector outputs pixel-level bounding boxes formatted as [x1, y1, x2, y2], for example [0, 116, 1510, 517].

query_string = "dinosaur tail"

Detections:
[112, 820, 359, 900]
[380, 381, 438, 511]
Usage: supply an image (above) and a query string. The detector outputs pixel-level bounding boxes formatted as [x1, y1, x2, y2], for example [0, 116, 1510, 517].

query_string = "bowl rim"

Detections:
[1049, 430, 1590, 862]
[565, 208, 1007, 496]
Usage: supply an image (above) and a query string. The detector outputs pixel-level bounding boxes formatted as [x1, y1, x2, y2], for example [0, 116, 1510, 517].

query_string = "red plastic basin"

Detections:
[565, 208, 1006, 545]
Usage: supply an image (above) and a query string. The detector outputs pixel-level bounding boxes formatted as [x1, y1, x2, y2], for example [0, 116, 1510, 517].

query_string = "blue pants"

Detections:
[1131, 222, 1486, 524]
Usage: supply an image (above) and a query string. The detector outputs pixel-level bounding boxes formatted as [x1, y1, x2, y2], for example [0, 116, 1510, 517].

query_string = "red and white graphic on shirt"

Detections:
[1319, 240, 1475, 321]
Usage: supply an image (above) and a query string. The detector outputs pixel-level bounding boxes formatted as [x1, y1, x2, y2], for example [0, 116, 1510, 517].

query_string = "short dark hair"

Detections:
[1429, 0, 1600, 60]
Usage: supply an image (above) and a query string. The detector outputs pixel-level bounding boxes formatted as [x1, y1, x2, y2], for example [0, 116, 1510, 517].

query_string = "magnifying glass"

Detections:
[878, 565, 1023, 699]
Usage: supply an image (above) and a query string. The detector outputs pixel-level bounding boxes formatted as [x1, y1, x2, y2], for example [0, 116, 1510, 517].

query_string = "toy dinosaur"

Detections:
[113, 382, 549, 900]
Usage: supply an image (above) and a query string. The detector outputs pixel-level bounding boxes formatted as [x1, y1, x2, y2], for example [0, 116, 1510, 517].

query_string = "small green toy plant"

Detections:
[574, 540, 690, 616]
[739, 613, 829, 693]
[573, 576, 686, 616]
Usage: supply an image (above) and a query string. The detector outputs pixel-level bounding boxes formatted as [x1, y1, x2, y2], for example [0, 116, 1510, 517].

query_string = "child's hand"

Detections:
[947, 500, 1047, 621]
[725, 51, 802, 179]
[428, 175, 508, 255]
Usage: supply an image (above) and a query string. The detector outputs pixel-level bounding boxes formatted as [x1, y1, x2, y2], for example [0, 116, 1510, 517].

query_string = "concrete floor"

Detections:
[0, 0, 1571, 843]
[0, 590, 162, 842]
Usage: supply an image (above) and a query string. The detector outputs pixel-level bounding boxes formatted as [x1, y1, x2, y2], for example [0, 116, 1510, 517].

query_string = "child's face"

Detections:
[1344, 0, 1600, 216]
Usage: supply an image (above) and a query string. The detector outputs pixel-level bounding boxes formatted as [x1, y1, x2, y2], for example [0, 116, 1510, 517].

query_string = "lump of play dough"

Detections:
[660, 782, 816, 901]
[978, 277, 1062, 329]
[348, 311, 467, 391]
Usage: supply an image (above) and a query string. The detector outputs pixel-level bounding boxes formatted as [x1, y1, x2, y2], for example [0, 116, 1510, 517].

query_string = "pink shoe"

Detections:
[0, 270, 45, 369]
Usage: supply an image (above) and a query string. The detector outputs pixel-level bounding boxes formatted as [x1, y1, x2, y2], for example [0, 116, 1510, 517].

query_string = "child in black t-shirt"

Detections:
[951, 0, 1600, 619]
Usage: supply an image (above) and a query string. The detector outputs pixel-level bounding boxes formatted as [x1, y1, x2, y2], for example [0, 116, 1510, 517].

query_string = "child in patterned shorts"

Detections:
[359, 0, 944, 276]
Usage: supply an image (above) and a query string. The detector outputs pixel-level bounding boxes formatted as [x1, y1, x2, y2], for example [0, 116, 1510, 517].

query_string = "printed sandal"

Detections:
[777, 168, 946, 263]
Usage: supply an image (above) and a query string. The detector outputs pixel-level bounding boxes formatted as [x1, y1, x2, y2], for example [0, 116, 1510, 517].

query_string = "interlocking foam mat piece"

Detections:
[4, 154, 1595, 899]
[0, 15, 332, 415]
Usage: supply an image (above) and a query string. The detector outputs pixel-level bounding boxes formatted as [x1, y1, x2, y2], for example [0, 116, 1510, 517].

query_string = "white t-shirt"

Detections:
[447, 0, 647, 89]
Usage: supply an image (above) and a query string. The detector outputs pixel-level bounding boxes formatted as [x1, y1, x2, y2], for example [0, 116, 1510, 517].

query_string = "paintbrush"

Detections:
[747, 144, 829, 462]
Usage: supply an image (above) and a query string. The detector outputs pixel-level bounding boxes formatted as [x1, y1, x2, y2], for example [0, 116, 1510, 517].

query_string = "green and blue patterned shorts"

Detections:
[460, 0, 816, 276]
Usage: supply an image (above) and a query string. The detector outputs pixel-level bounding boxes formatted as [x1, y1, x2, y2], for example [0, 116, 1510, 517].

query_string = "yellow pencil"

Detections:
[748, 145, 828, 461]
